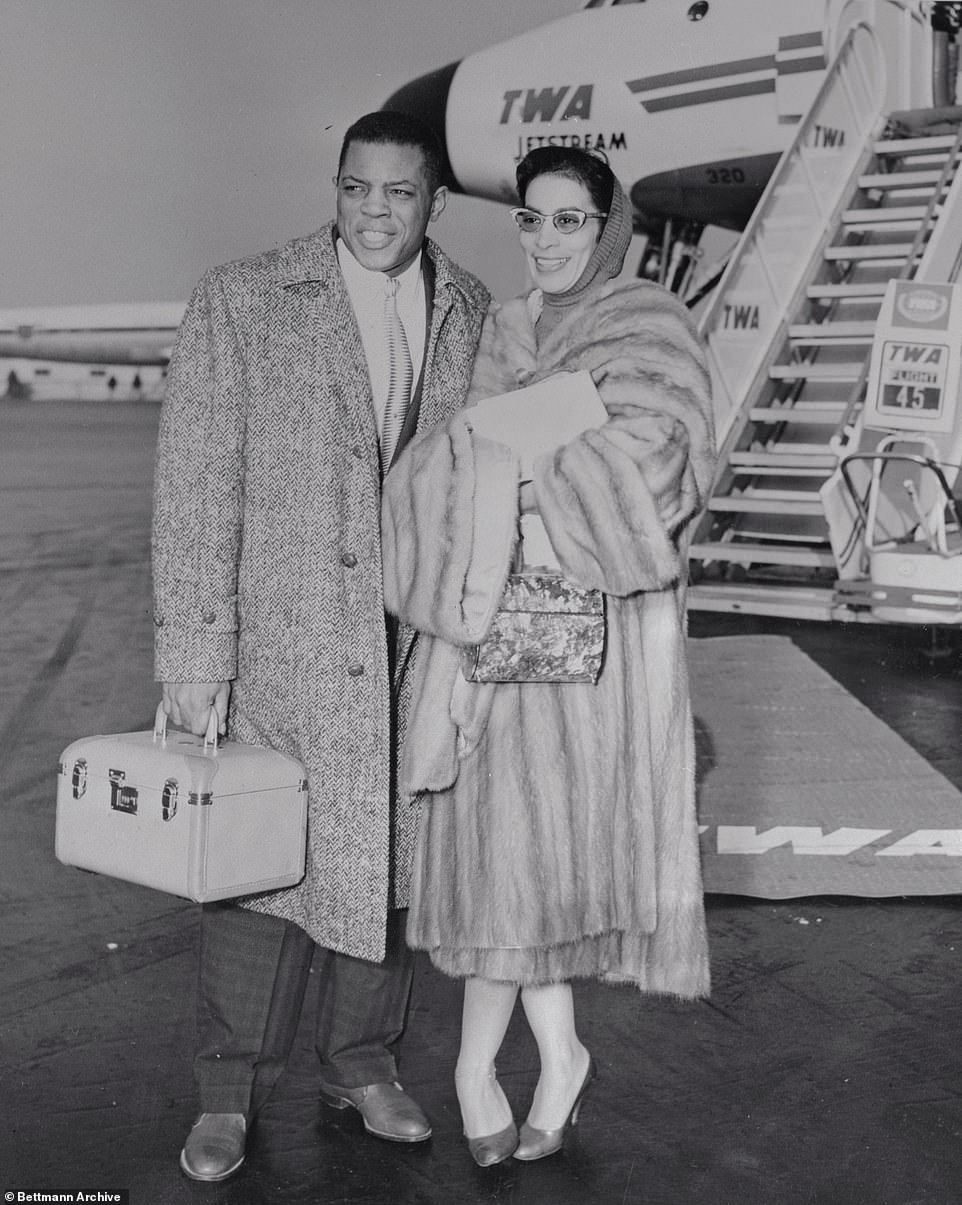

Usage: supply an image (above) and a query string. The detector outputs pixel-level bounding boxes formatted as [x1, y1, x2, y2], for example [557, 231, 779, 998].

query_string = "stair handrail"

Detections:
[901, 119, 962, 274]
[833, 115, 962, 438]
[697, 21, 883, 443]
[706, 22, 873, 292]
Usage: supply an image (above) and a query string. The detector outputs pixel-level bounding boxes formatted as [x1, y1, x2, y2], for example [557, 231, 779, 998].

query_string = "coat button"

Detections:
[352, 445, 364, 459]
[347, 663, 365, 678]
[202, 610, 216, 624]
[341, 552, 358, 568]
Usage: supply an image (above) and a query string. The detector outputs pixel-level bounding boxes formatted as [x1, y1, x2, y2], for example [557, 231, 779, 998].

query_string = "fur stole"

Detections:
[472, 280, 715, 593]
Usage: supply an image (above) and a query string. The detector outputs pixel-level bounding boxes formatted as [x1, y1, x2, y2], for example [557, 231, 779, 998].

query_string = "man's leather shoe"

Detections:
[319, 1080, 432, 1143]
[179, 1112, 247, 1182]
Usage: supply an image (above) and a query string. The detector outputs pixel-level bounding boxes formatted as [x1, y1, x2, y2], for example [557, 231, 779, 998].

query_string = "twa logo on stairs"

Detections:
[721, 304, 762, 331]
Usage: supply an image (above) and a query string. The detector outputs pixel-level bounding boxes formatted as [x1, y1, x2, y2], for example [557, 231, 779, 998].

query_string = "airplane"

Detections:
[385, 0, 960, 290]
[0, 302, 182, 368]
[3, 1, 958, 375]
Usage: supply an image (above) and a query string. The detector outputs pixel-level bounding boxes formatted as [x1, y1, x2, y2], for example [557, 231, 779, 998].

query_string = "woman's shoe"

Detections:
[513, 1056, 597, 1162]
[457, 1065, 517, 1166]
[465, 1120, 519, 1167]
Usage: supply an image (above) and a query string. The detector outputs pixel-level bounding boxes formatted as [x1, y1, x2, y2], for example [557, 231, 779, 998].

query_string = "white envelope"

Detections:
[462, 370, 608, 569]
[461, 369, 607, 475]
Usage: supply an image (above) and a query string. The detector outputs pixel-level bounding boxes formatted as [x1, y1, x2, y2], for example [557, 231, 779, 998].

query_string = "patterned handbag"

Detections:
[460, 571, 606, 684]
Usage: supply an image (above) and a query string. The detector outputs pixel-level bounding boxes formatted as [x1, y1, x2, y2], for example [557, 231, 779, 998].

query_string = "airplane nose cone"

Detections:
[383, 60, 462, 190]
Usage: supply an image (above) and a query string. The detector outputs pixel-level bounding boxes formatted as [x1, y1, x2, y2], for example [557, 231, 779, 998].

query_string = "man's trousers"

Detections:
[193, 902, 415, 1118]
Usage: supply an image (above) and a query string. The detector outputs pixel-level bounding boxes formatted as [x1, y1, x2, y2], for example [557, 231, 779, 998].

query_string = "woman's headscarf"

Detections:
[536, 178, 634, 341]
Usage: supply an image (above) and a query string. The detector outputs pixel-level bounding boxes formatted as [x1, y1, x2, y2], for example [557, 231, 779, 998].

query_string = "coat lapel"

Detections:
[279, 226, 379, 483]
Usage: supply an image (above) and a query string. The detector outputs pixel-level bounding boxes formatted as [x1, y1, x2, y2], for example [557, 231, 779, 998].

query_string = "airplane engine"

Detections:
[384, 61, 463, 191]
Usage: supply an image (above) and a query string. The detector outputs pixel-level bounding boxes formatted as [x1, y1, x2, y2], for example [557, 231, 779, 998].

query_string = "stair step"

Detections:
[689, 541, 836, 568]
[806, 283, 887, 300]
[741, 486, 826, 500]
[732, 526, 835, 543]
[729, 451, 838, 470]
[843, 218, 931, 234]
[860, 188, 947, 208]
[876, 151, 958, 169]
[843, 204, 931, 223]
[873, 134, 959, 154]
[789, 321, 876, 339]
[727, 462, 833, 478]
[763, 398, 847, 410]
[760, 441, 837, 456]
[823, 243, 913, 261]
[859, 169, 942, 189]
[687, 582, 839, 620]
[769, 362, 862, 381]
[749, 406, 844, 424]
[789, 333, 874, 348]
[707, 495, 825, 515]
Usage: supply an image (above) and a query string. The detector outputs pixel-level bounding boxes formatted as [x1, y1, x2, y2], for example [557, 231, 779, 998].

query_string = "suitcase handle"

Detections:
[153, 702, 219, 750]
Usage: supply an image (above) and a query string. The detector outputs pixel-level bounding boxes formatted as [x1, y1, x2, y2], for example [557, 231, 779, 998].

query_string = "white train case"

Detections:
[56, 705, 308, 903]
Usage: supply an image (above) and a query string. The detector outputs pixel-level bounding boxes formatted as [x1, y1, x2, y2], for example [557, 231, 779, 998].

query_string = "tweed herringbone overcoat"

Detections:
[152, 222, 490, 961]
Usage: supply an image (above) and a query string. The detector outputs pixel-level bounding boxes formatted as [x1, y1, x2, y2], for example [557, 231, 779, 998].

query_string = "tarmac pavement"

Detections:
[3, 397, 962, 1205]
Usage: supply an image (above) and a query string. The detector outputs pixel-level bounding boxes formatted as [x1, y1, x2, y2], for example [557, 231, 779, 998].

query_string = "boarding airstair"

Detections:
[689, 19, 962, 621]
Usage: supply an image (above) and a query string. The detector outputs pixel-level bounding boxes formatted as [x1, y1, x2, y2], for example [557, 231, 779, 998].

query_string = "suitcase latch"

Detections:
[72, 758, 88, 799]
[109, 768, 139, 815]
[162, 778, 178, 821]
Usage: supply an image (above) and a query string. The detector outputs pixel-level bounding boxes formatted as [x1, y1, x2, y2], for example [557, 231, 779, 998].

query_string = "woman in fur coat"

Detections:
[381, 146, 716, 1166]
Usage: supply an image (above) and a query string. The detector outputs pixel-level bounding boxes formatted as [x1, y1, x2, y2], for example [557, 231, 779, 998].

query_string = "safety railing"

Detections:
[697, 22, 886, 445]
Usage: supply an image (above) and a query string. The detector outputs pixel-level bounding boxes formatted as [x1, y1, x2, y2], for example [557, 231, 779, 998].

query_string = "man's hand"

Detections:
[161, 681, 231, 736]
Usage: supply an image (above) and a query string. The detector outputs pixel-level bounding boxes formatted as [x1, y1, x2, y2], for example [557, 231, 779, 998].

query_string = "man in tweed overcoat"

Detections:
[152, 111, 490, 1182]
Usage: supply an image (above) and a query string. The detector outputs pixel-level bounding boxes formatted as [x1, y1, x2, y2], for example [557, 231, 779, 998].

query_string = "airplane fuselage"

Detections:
[0, 303, 183, 366]
[386, 0, 938, 232]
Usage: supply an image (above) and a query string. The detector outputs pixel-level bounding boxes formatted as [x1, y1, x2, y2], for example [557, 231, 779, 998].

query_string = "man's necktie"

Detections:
[380, 275, 413, 474]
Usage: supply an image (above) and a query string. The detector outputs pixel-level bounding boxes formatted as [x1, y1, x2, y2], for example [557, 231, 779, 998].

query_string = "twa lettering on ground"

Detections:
[689, 636, 962, 898]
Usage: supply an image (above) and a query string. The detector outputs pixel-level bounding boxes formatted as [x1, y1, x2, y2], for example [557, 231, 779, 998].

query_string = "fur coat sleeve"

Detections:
[381, 414, 520, 645]
[381, 414, 522, 793]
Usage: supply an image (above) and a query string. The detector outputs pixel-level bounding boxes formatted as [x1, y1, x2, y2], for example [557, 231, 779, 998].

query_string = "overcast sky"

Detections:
[0, 0, 577, 308]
